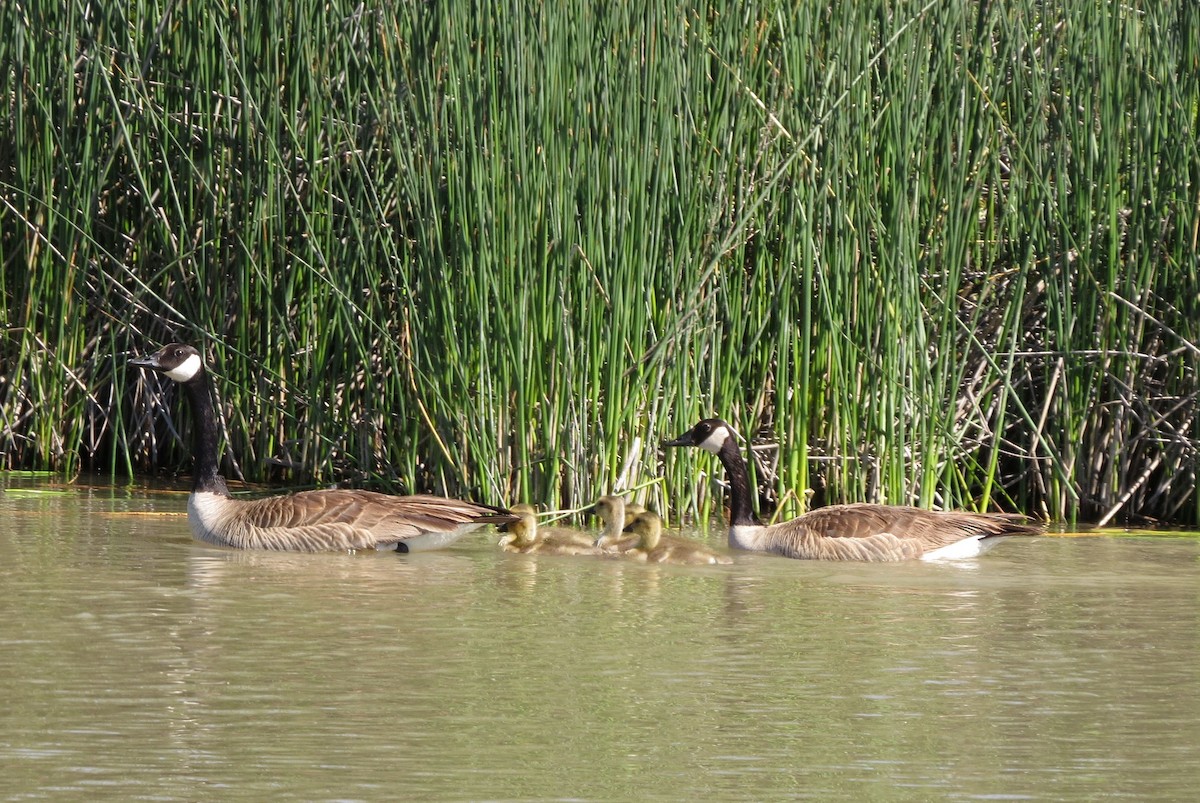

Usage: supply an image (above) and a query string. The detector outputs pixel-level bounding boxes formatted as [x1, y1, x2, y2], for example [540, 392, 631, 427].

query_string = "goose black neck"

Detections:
[180, 373, 229, 497]
[716, 438, 759, 526]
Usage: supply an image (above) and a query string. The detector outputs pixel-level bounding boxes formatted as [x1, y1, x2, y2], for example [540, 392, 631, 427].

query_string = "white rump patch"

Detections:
[699, 425, 731, 454]
[165, 353, 203, 383]
[921, 534, 1008, 562]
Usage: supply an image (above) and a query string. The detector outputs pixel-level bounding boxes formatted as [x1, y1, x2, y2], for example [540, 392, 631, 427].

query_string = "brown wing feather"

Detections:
[756, 504, 1041, 561]
[797, 504, 1037, 540]
[221, 490, 512, 551]
[760, 522, 924, 561]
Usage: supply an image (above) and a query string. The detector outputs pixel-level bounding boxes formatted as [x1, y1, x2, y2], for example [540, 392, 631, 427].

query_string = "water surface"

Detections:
[2, 478, 1199, 800]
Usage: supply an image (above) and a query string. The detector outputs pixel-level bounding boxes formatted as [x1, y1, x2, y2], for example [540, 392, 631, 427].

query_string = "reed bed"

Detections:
[1, 1, 1197, 525]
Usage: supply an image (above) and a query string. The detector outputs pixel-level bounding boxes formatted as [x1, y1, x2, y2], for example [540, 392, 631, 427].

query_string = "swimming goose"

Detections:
[130, 343, 515, 552]
[497, 509, 602, 556]
[663, 418, 1041, 562]
[590, 495, 641, 551]
[618, 512, 733, 565]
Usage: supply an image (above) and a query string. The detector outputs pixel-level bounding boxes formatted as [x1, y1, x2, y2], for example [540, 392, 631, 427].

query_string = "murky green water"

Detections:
[2, 478, 1200, 800]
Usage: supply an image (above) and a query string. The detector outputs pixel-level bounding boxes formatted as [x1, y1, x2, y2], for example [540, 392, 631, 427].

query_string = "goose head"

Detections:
[662, 418, 734, 454]
[591, 495, 626, 526]
[591, 495, 645, 524]
[498, 511, 540, 548]
[591, 495, 631, 547]
[130, 343, 205, 384]
[625, 512, 663, 551]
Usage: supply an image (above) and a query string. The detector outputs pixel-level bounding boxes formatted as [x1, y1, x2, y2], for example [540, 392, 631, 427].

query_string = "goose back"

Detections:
[731, 504, 1041, 562]
[189, 490, 512, 552]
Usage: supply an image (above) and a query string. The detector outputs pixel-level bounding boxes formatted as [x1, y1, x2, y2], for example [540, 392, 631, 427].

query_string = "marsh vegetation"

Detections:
[2, 1, 1197, 525]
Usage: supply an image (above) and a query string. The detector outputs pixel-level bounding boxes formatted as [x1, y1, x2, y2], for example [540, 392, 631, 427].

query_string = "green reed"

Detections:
[1, 1, 1197, 525]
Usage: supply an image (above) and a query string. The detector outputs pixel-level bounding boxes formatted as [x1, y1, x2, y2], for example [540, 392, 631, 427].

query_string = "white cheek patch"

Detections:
[699, 425, 730, 454]
[165, 353, 202, 383]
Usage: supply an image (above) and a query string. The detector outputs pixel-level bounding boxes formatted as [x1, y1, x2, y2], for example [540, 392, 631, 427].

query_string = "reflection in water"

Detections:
[2, 480, 1200, 799]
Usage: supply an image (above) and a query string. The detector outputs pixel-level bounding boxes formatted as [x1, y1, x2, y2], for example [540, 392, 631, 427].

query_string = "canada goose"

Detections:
[663, 418, 1042, 562]
[130, 343, 515, 552]
[591, 495, 640, 551]
[497, 510, 602, 556]
[618, 512, 733, 565]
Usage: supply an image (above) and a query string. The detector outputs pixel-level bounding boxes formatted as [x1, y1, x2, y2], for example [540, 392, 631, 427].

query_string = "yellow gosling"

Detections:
[620, 512, 733, 566]
[591, 495, 639, 552]
[498, 511, 602, 557]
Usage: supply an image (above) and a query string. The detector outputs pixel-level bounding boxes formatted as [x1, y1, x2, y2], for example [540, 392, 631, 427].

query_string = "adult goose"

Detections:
[618, 512, 733, 566]
[130, 343, 515, 552]
[497, 506, 602, 556]
[663, 418, 1041, 562]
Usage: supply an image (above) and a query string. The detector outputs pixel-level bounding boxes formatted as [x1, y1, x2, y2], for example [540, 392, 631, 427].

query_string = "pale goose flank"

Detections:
[130, 343, 515, 552]
[663, 418, 1041, 562]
